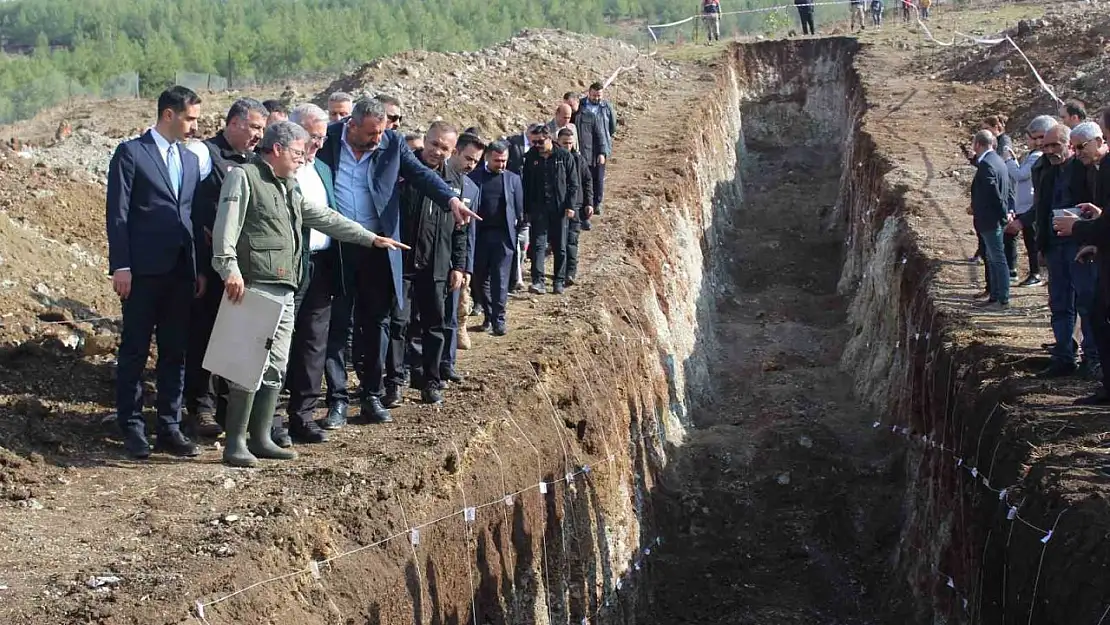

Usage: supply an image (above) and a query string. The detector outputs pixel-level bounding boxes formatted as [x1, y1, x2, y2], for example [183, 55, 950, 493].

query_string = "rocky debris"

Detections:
[318, 29, 681, 140]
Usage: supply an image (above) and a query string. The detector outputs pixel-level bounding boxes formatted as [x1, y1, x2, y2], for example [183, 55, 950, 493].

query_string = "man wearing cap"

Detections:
[522, 124, 578, 295]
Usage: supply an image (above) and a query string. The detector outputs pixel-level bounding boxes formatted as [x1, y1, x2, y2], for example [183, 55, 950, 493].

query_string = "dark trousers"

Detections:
[530, 212, 569, 286]
[1047, 240, 1100, 364]
[980, 230, 1019, 292]
[284, 249, 338, 428]
[1093, 289, 1110, 392]
[442, 287, 460, 372]
[393, 271, 448, 387]
[473, 232, 514, 326]
[797, 7, 815, 34]
[567, 219, 582, 280]
[353, 247, 402, 398]
[324, 287, 354, 406]
[184, 267, 226, 418]
[116, 256, 193, 438]
[1017, 211, 1040, 276]
[977, 222, 1010, 304]
[589, 163, 606, 210]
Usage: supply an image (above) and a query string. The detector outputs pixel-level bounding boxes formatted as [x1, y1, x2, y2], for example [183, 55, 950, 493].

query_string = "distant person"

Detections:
[967, 129, 1012, 311]
[794, 0, 816, 35]
[701, 0, 722, 41]
[577, 83, 616, 215]
[211, 121, 407, 467]
[470, 141, 524, 336]
[563, 92, 580, 115]
[850, 0, 866, 31]
[919, 0, 932, 20]
[404, 132, 424, 151]
[556, 127, 593, 287]
[327, 92, 353, 122]
[186, 98, 267, 439]
[375, 94, 404, 130]
[901, 0, 913, 23]
[870, 0, 884, 27]
[1060, 100, 1088, 129]
[523, 124, 578, 295]
[106, 86, 209, 460]
[262, 99, 287, 126]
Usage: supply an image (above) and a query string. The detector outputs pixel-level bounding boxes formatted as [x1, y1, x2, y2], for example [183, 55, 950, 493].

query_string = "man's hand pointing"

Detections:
[449, 196, 481, 226]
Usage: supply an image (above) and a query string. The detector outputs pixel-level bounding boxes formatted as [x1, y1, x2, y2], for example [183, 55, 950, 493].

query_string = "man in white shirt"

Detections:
[275, 103, 347, 445]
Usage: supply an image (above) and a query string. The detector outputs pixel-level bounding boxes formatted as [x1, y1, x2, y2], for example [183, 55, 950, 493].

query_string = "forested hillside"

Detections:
[0, 0, 778, 124]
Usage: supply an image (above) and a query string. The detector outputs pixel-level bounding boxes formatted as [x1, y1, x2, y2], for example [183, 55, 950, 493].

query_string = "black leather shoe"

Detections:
[320, 401, 348, 430]
[476, 318, 492, 333]
[271, 427, 293, 448]
[360, 397, 394, 424]
[383, 385, 403, 408]
[553, 283, 565, 295]
[492, 324, 507, 336]
[290, 420, 330, 444]
[421, 385, 444, 405]
[1037, 360, 1078, 379]
[1075, 389, 1110, 406]
[440, 368, 464, 384]
[154, 430, 200, 457]
[123, 431, 151, 460]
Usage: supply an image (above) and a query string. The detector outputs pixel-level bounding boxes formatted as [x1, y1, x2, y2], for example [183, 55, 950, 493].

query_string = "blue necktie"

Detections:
[166, 143, 182, 198]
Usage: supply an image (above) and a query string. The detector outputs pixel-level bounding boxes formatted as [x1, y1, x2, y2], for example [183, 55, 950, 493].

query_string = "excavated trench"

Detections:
[193, 38, 1046, 625]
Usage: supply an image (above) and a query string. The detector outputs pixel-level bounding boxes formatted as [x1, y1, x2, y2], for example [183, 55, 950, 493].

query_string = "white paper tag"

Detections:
[196, 602, 206, 619]
[998, 488, 1008, 501]
[873, 421, 881, 429]
[309, 560, 322, 579]
[956, 458, 963, 467]
[1007, 507, 1017, 520]
[464, 507, 476, 522]
[946, 576, 955, 589]
[1041, 530, 1053, 544]
[970, 467, 978, 478]
[504, 495, 514, 507]
[539, 482, 548, 494]
[410, 529, 420, 545]
[566, 472, 575, 484]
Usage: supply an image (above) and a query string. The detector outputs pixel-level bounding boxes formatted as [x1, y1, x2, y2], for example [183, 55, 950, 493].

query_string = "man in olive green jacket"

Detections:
[211, 120, 406, 467]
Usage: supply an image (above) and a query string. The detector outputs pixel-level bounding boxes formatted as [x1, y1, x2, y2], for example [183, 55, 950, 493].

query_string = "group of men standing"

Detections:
[967, 100, 1110, 406]
[105, 81, 618, 466]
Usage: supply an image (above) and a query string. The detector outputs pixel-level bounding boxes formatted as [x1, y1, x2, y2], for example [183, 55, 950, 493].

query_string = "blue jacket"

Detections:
[316, 121, 458, 303]
[578, 97, 617, 156]
[106, 130, 201, 278]
[468, 167, 525, 246]
[971, 150, 1013, 230]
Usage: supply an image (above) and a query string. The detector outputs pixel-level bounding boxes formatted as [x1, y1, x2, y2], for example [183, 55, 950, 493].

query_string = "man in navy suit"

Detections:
[469, 140, 525, 335]
[969, 129, 1014, 311]
[315, 96, 478, 423]
[106, 86, 209, 459]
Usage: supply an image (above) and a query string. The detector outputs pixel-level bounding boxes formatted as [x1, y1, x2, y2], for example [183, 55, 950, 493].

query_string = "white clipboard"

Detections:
[202, 289, 285, 391]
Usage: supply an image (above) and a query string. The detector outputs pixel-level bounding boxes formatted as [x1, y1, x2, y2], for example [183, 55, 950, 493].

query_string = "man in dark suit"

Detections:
[969, 129, 1014, 311]
[440, 132, 485, 381]
[315, 96, 478, 423]
[470, 140, 525, 335]
[556, 127, 594, 286]
[106, 86, 208, 459]
[578, 83, 617, 214]
[570, 100, 606, 230]
[185, 97, 266, 439]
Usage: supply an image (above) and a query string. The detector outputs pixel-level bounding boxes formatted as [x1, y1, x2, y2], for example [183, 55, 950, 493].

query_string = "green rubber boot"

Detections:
[246, 387, 298, 461]
[223, 389, 260, 468]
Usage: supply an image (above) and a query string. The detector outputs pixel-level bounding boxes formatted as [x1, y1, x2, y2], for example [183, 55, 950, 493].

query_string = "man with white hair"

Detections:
[1034, 122, 1099, 378]
[968, 129, 1013, 310]
[212, 121, 408, 466]
[1052, 120, 1110, 402]
[327, 92, 353, 122]
[271, 104, 351, 445]
[1007, 114, 1056, 287]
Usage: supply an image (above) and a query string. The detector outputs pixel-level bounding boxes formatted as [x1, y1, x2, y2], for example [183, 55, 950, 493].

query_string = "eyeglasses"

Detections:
[284, 145, 307, 159]
[309, 134, 326, 145]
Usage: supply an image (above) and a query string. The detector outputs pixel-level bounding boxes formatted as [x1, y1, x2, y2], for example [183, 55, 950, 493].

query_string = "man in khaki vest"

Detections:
[211, 120, 406, 467]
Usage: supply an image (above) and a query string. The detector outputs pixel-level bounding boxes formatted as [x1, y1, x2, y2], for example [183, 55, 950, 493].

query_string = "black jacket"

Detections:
[571, 108, 608, 163]
[522, 145, 579, 221]
[570, 151, 594, 217]
[398, 151, 468, 281]
[506, 134, 527, 175]
[1034, 157, 1089, 253]
[970, 150, 1012, 230]
[195, 132, 257, 272]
